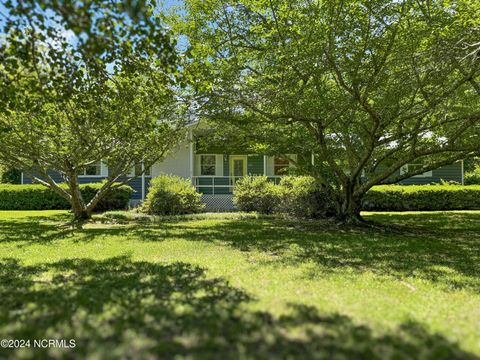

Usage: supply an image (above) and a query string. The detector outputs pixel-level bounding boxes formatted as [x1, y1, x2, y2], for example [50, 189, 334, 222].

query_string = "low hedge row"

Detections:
[0, 183, 133, 211]
[234, 177, 480, 216]
[363, 185, 480, 211]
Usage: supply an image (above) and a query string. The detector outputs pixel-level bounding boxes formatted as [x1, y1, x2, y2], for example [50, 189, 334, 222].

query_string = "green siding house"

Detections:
[21, 127, 465, 210]
[149, 129, 464, 210]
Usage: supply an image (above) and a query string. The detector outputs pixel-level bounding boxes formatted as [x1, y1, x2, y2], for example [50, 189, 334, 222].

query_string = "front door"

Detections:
[230, 156, 247, 183]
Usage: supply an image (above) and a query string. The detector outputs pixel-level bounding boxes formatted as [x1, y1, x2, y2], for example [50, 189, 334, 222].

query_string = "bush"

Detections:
[235, 176, 480, 215]
[0, 167, 21, 184]
[81, 183, 133, 212]
[363, 185, 480, 211]
[233, 176, 280, 214]
[142, 175, 204, 215]
[0, 183, 132, 211]
[277, 176, 335, 218]
[465, 168, 480, 185]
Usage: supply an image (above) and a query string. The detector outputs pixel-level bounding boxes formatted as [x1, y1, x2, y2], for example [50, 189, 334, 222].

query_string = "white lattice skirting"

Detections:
[201, 195, 235, 212]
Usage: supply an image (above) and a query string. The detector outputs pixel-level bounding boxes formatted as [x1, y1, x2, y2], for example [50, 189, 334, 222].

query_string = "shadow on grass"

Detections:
[2, 211, 479, 292]
[124, 212, 480, 292]
[2, 211, 480, 292]
[0, 256, 475, 359]
[0, 213, 128, 245]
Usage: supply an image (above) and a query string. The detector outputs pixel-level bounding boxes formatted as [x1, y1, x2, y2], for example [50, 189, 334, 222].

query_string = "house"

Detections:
[21, 128, 465, 210]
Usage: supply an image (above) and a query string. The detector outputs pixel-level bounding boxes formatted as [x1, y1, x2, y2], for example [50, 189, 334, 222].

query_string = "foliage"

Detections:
[176, 0, 480, 221]
[1, 210, 480, 358]
[0, 166, 21, 184]
[233, 176, 280, 214]
[235, 176, 480, 214]
[142, 174, 204, 215]
[463, 156, 480, 173]
[363, 185, 480, 211]
[464, 159, 480, 184]
[81, 183, 133, 212]
[0, 183, 132, 211]
[0, 0, 186, 220]
[465, 169, 480, 185]
[277, 176, 335, 219]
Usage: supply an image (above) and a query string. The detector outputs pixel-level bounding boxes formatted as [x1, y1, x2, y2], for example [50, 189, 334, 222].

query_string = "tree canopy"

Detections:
[175, 0, 480, 221]
[0, 0, 187, 221]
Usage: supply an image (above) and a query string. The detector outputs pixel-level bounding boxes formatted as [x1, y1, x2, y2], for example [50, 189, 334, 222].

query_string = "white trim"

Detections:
[198, 154, 217, 176]
[189, 130, 194, 181]
[141, 163, 146, 200]
[192, 175, 282, 194]
[128, 164, 152, 177]
[461, 160, 465, 185]
[215, 155, 224, 177]
[229, 155, 248, 177]
[100, 162, 108, 177]
[265, 156, 274, 176]
[79, 161, 102, 177]
[273, 155, 294, 176]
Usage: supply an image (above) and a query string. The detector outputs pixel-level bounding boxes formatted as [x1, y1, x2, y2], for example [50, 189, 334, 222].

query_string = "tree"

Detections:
[175, 0, 480, 222]
[0, 0, 187, 222]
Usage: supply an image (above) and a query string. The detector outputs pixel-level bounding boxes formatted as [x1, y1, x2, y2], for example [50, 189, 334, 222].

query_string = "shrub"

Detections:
[0, 183, 132, 211]
[465, 168, 480, 185]
[142, 175, 204, 215]
[363, 185, 480, 211]
[277, 176, 335, 219]
[81, 183, 133, 212]
[233, 176, 280, 214]
[0, 167, 21, 184]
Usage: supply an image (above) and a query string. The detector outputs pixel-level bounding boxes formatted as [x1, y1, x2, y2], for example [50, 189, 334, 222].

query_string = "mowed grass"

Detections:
[0, 210, 479, 359]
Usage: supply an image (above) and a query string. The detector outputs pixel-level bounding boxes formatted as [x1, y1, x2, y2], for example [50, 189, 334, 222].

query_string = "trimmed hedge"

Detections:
[234, 176, 480, 215]
[0, 183, 133, 211]
[363, 185, 480, 211]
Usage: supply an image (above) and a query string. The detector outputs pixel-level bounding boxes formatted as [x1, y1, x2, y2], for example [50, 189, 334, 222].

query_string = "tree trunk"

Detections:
[68, 172, 91, 224]
[335, 182, 364, 224]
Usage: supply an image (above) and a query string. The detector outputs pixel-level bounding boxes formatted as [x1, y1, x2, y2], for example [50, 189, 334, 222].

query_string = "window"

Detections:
[80, 161, 101, 176]
[131, 164, 151, 177]
[200, 155, 216, 175]
[400, 164, 433, 177]
[274, 157, 290, 175]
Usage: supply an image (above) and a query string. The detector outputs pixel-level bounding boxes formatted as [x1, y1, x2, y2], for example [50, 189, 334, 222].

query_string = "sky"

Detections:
[0, 0, 189, 72]
[0, 0, 185, 34]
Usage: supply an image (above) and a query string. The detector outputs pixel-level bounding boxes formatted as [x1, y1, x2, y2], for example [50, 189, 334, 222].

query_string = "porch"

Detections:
[193, 176, 282, 195]
[192, 153, 294, 195]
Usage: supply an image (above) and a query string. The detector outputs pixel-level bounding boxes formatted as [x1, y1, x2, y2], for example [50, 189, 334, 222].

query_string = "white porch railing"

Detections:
[192, 176, 282, 195]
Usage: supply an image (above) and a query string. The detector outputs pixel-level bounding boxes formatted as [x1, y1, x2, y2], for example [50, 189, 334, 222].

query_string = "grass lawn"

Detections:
[0, 210, 479, 359]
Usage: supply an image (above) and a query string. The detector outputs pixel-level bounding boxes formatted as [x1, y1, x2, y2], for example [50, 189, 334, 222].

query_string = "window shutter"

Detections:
[288, 154, 298, 168]
[194, 155, 201, 176]
[215, 155, 224, 177]
[101, 162, 108, 177]
[266, 156, 274, 176]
